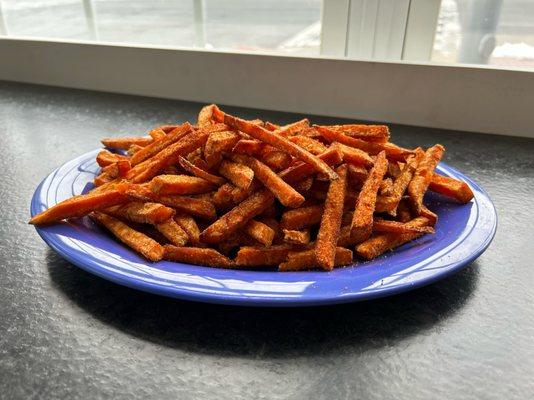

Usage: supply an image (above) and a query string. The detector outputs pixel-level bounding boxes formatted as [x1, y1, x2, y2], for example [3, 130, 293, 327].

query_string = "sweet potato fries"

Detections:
[30, 105, 474, 270]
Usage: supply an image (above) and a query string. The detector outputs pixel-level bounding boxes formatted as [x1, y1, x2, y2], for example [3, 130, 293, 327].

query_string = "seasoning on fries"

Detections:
[30, 105, 474, 269]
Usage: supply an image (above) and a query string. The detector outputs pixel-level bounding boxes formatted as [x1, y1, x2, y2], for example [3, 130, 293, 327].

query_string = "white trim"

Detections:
[0, 38, 533, 138]
[320, 0, 350, 56]
[402, 0, 442, 61]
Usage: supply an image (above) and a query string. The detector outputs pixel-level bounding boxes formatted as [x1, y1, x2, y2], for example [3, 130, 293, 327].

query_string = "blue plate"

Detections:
[30, 149, 497, 307]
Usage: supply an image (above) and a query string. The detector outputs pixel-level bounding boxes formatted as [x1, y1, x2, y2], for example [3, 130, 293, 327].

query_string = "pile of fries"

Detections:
[30, 105, 474, 271]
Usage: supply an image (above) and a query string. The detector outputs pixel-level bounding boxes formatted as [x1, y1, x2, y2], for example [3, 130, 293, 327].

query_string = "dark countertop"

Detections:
[0, 81, 533, 400]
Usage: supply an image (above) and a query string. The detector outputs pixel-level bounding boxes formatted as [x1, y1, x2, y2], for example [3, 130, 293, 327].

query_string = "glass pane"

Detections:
[432, 0, 534, 68]
[0, 0, 322, 55]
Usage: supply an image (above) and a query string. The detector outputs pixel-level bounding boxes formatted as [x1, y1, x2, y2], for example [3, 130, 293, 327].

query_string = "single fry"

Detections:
[91, 212, 164, 261]
[408, 144, 445, 214]
[315, 164, 348, 270]
[213, 106, 338, 180]
[204, 131, 240, 167]
[163, 245, 235, 268]
[429, 173, 474, 203]
[198, 104, 215, 127]
[200, 189, 275, 244]
[236, 245, 295, 266]
[335, 142, 374, 167]
[218, 160, 254, 189]
[283, 229, 310, 245]
[101, 136, 153, 150]
[280, 204, 324, 230]
[279, 248, 353, 271]
[350, 151, 388, 243]
[106, 201, 175, 225]
[149, 174, 215, 195]
[174, 213, 202, 245]
[355, 217, 431, 260]
[372, 218, 435, 234]
[330, 124, 390, 143]
[149, 128, 166, 140]
[274, 119, 310, 137]
[230, 154, 305, 208]
[155, 218, 189, 247]
[30, 185, 128, 225]
[96, 150, 128, 167]
[130, 123, 191, 166]
[178, 156, 226, 186]
[232, 139, 264, 155]
[289, 135, 328, 155]
[243, 219, 275, 247]
[261, 151, 293, 171]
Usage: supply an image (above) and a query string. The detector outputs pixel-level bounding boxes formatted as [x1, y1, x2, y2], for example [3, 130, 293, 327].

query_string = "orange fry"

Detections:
[279, 248, 353, 271]
[178, 156, 226, 186]
[372, 218, 435, 234]
[218, 160, 254, 189]
[155, 219, 189, 247]
[204, 130, 240, 167]
[355, 217, 431, 260]
[232, 139, 263, 155]
[96, 150, 128, 167]
[243, 219, 275, 247]
[91, 212, 164, 261]
[330, 124, 390, 143]
[408, 144, 445, 214]
[231, 154, 305, 208]
[213, 106, 338, 180]
[278, 145, 343, 183]
[149, 175, 215, 195]
[289, 135, 328, 155]
[315, 164, 348, 270]
[350, 151, 388, 243]
[101, 136, 153, 150]
[200, 189, 275, 244]
[174, 213, 202, 245]
[282, 229, 310, 245]
[260, 150, 293, 171]
[274, 119, 309, 136]
[280, 204, 324, 230]
[376, 155, 418, 214]
[30, 185, 128, 225]
[198, 104, 215, 127]
[335, 142, 374, 167]
[149, 128, 166, 140]
[106, 201, 175, 225]
[130, 123, 191, 166]
[236, 245, 296, 266]
[163, 245, 235, 268]
[429, 173, 474, 203]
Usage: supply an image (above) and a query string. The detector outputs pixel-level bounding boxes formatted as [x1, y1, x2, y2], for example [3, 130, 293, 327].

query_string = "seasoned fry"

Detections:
[355, 217, 431, 260]
[198, 104, 215, 127]
[30, 185, 128, 225]
[163, 245, 235, 268]
[408, 144, 445, 214]
[261, 151, 293, 171]
[233, 139, 263, 155]
[335, 142, 374, 167]
[155, 218, 189, 247]
[372, 218, 435, 234]
[350, 151, 388, 243]
[91, 212, 164, 261]
[283, 229, 310, 245]
[315, 164, 348, 270]
[230, 154, 305, 208]
[214, 106, 338, 180]
[149, 174, 215, 195]
[280, 204, 324, 230]
[127, 144, 144, 156]
[218, 160, 254, 189]
[130, 123, 191, 166]
[149, 128, 166, 141]
[243, 219, 275, 247]
[379, 178, 394, 196]
[278, 146, 343, 183]
[101, 136, 153, 150]
[330, 124, 390, 143]
[236, 245, 295, 266]
[289, 135, 328, 155]
[174, 213, 202, 245]
[429, 173, 474, 203]
[375, 154, 418, 214]
[96, 150, 128, 167]
[106, 201, 175, 225]
[200, 189, 275, 244]
[279, 248, 353, 271]
[178, 156, 226, 186]
[204, 131, 240, 167]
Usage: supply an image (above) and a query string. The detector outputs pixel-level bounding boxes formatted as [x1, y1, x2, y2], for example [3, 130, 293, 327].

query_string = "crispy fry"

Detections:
[155, 219, 189, 247]
[278, 145, 343, 183]
[379, 177, 394, 196]
[289, 135, 328, 155]
[420, 204, 438, 226]
[198, 104, 215, 127]
[178, 156, 226, 186]
[127, 128, 211, 183]
[149, 128, 166, 141]
[127, 144, 144, 155]
[429, 173, 474, 203]
[130, 123, 191, 166]
[232, 139, 263, 155]
[106, 201, 175, 225]
[283, 229, 310, 245]
[261, 151, 293, 171]
[335, 142, 374, 167]
[264, 121, 279, 131]
[174, 213, 202, 245]
[230, 154, 305, 208]
[101, 136, 153, 150]
[372, 218, 435, 234]
[218, 160, 254, 189]
[350, 151, 388, 243]
[315, 164, 348, 270]
[149, 174, 215, 195]
[355, 217, 431, 260]
[96, 150, 129, 167]
[236, 245, 295, 266]
[280, 204, 323, 230]
[214, 106, 338, 180]
[91, 212, 164, 261]
[376, 155, 419, 215]
[163, 245, 235, 268]
[330, 124, 390, 143]
[275, 119, 310, 136]
[30, 185, 129, 225]
[279, 248, 353, 271]
[204, 131, 240, 167]
[243, 219, 275, 247]
[200, 189, 275, 244]
[408, 144, 445, 214]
